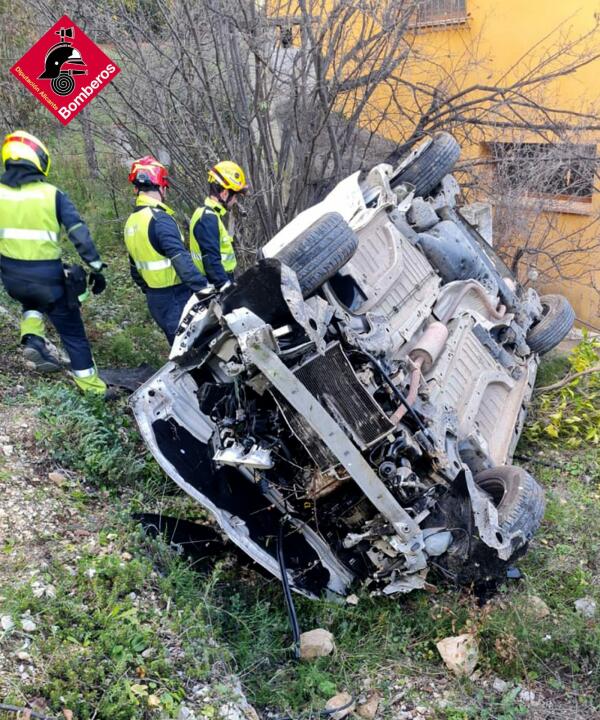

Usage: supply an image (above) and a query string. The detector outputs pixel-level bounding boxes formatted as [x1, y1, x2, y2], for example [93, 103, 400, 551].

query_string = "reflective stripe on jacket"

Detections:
[0, 182, 60, 260]
[123, 194, 181, 289]
[189, 197, 236, 277]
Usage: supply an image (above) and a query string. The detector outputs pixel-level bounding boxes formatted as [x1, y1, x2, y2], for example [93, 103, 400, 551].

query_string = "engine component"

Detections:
[283, 343, 394, 452]
[407, 196, 439, 231]
[213, 441, 274, 470]
[429, 173, 461, 210]
[472, 324, 521, 378]
[378, 461, 397, 480]
[423, 528, 453, 556]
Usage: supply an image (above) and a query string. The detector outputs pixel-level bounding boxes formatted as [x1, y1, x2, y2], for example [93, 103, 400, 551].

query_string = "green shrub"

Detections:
[525, 334, 600, 446]
[33, 383, 163, 492]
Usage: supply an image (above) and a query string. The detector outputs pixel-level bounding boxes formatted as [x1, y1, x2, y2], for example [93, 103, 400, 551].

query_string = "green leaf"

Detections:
[130, 683, 148, 697]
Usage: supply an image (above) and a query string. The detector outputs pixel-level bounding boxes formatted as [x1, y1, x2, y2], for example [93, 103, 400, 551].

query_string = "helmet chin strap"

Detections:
[224, 188, 238, 208]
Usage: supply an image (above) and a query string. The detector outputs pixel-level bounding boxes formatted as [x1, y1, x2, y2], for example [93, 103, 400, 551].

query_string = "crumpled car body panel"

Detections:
[132, 149, 558, 597]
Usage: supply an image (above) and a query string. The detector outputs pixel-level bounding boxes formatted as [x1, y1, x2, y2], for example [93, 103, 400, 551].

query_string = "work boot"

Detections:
[21, 334, 62, 373]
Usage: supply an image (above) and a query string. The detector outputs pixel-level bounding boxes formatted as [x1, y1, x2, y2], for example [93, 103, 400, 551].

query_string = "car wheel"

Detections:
[275, 212, 359, 297]
[390, 132, 460, 198]
[428, 465, 545, 588]
[526, 294, 575, 355]
[474, 465, 545, 552]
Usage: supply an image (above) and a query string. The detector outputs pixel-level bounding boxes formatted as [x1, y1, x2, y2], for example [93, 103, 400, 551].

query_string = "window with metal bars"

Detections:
[487, 142, 597, 201]
[412, 0, 468, 28]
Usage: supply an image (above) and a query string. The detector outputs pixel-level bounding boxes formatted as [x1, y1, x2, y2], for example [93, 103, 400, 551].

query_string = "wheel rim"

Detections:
[529, 300, 551, 332]
[540, 301, 551, 319]
[475, 476, 507, 507]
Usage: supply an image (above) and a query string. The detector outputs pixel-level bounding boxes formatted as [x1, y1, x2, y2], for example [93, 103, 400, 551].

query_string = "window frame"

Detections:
[410, 0, 468, 30]
[484, 140, 597, 216]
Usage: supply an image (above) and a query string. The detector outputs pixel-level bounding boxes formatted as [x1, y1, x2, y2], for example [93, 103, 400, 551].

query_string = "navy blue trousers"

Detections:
[0, 257, 94, 371]
[146, 284, 193, 346]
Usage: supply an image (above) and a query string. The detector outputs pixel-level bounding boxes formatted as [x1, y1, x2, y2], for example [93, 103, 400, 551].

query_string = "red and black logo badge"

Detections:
[10, 15, 120, 125]
[38, 25, 88, 96]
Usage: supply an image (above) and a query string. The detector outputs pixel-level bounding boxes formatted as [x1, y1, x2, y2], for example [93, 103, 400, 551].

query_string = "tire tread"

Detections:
[275, 212, 358, 296]
[391, 132, 460, 197]
[475, 466, 545, 546]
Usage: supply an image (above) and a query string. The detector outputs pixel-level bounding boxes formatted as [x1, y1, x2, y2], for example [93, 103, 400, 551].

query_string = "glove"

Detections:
[195, 284, 217, 303]
[64, 264, 89, 308]
[89, 271, 107, 295]
[217, 280, 233, 293]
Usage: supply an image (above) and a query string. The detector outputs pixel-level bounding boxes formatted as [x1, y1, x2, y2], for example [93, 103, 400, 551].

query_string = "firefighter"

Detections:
[0, 130, 107, 395]
[124, 156, 213, 345]
[189, 161, 248, 289]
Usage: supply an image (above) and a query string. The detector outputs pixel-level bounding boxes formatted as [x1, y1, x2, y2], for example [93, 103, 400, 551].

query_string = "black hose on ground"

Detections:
[274, 520, 357, 719]
[277, 519, 301, 660]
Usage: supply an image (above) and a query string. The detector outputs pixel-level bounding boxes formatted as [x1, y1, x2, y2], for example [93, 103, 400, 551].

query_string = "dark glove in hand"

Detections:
[217, 280, 233, 293]
[89, 271, 107, 295]
[195, 283, 216, 298]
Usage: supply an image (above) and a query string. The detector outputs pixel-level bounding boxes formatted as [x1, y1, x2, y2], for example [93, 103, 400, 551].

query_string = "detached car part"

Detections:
[132, 133, 572, 598]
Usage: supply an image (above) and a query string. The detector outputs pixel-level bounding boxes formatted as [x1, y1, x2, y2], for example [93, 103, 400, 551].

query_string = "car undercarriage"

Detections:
[132, 133, 573, 598]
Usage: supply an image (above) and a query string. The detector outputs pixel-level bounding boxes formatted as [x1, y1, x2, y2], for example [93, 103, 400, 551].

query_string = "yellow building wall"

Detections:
[379, 0, 600, 327]
[266, 1, 600, 325]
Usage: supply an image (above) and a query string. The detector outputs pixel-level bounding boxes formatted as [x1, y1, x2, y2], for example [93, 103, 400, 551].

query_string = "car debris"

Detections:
[131, 133, 574, 598]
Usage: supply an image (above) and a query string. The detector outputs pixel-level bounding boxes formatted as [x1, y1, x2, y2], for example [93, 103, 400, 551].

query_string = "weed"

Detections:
[32, 383, 163, 494]
[525, 335, 600, 446]
[0, 523, 190, 719]
[441, 688, 528, 719]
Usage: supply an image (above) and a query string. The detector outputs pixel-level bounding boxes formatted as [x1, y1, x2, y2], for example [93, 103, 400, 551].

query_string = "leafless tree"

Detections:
[461, 128, 600, 321]
[0, 3, 55, 133]
[55, 0, 422, 260]
[9, 0, 600, 292]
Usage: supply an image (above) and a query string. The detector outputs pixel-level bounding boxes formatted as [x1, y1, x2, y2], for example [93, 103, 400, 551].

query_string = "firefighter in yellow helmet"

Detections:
[0, 131, 107, 395]
[189, 161, 248, 289]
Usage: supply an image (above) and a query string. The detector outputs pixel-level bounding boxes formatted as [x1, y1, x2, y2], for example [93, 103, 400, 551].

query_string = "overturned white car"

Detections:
[132, 134, 574, 597]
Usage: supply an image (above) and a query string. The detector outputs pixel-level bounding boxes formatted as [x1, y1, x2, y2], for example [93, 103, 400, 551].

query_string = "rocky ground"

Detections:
[0, 307, 258, 720]
[0, 302, 599, 719]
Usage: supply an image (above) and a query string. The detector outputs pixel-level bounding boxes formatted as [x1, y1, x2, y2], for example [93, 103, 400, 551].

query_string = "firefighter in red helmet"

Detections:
[124, 156, 213, 345]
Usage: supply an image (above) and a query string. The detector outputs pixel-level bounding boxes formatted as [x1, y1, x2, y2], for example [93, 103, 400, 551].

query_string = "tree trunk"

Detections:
[80, 108, 100, 179]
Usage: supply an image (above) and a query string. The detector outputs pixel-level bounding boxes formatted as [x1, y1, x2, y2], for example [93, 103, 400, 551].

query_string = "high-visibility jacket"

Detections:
[123, 194, 181, 289]
[189, 197, 237, 277]
[0, 182, 60, 260]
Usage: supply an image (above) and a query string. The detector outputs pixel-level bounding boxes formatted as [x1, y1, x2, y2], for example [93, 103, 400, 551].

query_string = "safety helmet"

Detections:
[39, 41, 86, 80]
[208, 160, 248, 193]
[2, 131, 51, 176]
[128, 155, 170, 189]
